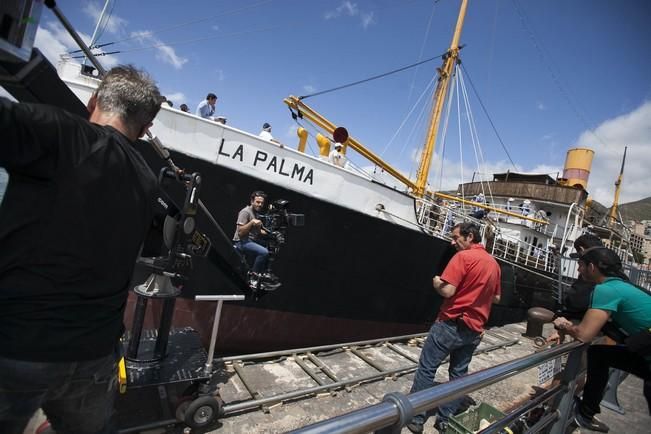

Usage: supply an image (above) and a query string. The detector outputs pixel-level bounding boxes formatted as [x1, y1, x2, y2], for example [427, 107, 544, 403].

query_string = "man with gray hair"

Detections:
[0, 65, 162, 434]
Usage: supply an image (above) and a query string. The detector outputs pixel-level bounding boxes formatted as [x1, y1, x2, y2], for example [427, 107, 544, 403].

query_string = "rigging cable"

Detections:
[406, 0, 438, 104]
[510, 0, 610, 149]
[298, 51, 450, 100]
[379, 74, 437, 158]
[458, 67, 496, 206]
[459, 63, 516, 169]
[435, 64, 458, 193]
[455, 67, 466, 214]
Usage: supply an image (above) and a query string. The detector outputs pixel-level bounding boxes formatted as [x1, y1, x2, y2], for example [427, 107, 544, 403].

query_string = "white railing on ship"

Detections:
[416, 199, 556, 274]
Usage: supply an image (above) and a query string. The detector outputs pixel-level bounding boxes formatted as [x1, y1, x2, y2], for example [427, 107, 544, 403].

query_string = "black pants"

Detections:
[582, 344, 651, 417]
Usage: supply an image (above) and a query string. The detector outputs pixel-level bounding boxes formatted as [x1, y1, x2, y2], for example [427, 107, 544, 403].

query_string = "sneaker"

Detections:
[248, 272, 260, 290]
[406, 421, 423, 433]
[260, 281, 282, 291]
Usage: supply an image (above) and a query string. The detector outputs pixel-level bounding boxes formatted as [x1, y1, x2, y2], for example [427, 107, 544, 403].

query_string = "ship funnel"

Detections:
[562, 148, 594, 189]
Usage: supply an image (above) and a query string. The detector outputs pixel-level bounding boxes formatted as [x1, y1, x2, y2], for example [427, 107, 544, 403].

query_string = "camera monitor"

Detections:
[0, 0, 43, 63]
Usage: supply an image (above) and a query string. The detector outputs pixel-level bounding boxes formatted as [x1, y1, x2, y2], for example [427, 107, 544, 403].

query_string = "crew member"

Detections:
[328, 142, 346, 168]
[552, 246, 651, 433]
[234, 191, 270, 276]
[259, 122, 274, 141]
[196, 92, 226, 123]
[407, 222, 501, 433]
[561, 233, 603, 319]
[0, 65, 162, 434]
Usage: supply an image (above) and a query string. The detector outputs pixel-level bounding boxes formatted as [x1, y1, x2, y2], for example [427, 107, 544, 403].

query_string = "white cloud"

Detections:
[35, 22, 119, 69]
[164, 92, 186, 104]
[576, 101, 651, 205]
[361, 12, 376, 30]
[325, 1, 358, 19]
[215, 69, 225, 81]
[303, 84, 316, 94]
[131, 30, 188, 69]
[82, 1, 128, 35]
[324, 1, 376, 29]
[537, 101, 546, 111]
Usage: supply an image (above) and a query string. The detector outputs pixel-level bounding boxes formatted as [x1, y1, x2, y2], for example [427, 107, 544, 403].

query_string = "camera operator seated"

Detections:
[233, 191, 280, 291]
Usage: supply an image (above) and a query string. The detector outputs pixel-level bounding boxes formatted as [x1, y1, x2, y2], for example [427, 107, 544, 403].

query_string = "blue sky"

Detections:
[17, 0, 651, 204]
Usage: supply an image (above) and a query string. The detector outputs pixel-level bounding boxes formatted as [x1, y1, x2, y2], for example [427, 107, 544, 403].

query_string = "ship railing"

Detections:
[290, 340, 587, 434]
[416, 199, 557, 274]
[415, 199, 487, 240]
[489, 229, 557, 274]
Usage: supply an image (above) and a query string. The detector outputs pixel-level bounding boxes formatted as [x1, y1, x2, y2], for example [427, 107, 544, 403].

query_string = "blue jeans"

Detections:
[0, 352, 118, 434]
[409, 320, 482, 426]
[236, 239, 269, 273]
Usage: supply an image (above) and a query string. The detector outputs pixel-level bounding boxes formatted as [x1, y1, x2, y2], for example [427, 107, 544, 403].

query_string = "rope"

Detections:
[298, 51, 450, 100]
[406, 0, 438, 103]
[510, 0, 610, 149]
[435, 65, 457, 193]
[459, 63, 516, 169]
[379, 74, 437, 158]
[456, 70, 466, 213]
[458, 67, 496, 208]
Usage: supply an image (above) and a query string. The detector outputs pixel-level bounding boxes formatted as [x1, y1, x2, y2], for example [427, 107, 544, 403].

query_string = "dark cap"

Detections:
[569, 252, 580, 259]
[263, 122, 271, 129]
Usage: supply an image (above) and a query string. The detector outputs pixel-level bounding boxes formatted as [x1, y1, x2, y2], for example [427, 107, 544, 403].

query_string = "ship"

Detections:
[4, 0, 642, 354]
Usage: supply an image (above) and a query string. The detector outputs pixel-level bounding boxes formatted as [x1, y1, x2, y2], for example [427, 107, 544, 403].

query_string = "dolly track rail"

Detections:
[217, 331, 520, 417]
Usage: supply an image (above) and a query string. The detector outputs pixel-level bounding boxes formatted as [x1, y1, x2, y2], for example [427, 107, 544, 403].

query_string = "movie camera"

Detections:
[258, 199, 305, 253]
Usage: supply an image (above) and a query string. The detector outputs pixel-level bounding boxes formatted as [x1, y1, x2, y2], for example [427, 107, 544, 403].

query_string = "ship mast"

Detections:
[414, 0, 469, 197]
[608, 146, 627, 227]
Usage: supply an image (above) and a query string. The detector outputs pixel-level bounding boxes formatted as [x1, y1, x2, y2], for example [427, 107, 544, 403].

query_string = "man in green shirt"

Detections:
[553, 246, 651, 432]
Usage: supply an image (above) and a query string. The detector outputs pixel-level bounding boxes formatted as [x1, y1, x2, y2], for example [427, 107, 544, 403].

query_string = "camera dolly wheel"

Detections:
[181, 395, 224, 430]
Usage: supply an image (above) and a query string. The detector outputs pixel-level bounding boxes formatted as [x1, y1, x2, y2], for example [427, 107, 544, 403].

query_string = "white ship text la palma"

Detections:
[218, 139, 314, 185]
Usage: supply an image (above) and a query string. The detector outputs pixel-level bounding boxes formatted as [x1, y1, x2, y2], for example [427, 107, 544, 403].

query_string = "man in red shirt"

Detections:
[407, 222, 501, 433]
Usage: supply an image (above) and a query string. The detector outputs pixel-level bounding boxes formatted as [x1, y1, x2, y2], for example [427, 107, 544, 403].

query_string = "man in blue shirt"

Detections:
[553, 246, 651, 432]
[195, 92, 225, 123]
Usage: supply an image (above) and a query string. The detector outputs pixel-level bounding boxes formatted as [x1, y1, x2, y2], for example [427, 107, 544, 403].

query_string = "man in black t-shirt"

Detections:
[0, 65, 163, 434]
[561, 234, 604, 319]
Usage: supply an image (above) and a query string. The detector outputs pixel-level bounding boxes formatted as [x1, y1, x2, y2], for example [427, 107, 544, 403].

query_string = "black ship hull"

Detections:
[130, 145, 541, 354]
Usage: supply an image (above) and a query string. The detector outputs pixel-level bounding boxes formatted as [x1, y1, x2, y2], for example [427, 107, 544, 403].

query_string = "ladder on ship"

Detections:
[212, 331, 520, 418]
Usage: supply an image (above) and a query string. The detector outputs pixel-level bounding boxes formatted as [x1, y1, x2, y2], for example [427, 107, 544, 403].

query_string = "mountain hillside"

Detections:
[619, 197, 651, 222]
[586, 196, 651, 225]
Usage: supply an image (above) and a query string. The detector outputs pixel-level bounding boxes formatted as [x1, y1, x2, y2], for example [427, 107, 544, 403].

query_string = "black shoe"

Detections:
[406, 421, 423, 433]
[434, 419, 448, 433]
[573, 397, 609, 433]
[574, 410, 609, 433]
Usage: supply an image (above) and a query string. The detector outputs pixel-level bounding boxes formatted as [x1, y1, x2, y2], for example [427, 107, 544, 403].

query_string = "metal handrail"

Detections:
[290, 340, 586, 434]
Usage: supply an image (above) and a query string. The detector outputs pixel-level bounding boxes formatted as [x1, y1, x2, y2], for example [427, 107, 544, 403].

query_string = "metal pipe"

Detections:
[194, 294, 245, 376]
[290, 342, 584, 433]
[153, 298, 176, 360]
[117, 418, 178, 434]
[126, 296, 148, 359]
[45, 0, 106, 76]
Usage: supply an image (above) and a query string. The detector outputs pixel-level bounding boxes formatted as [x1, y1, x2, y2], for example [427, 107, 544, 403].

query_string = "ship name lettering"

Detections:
[217, 139, 244, 162]
[252, 150, 313, 184]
